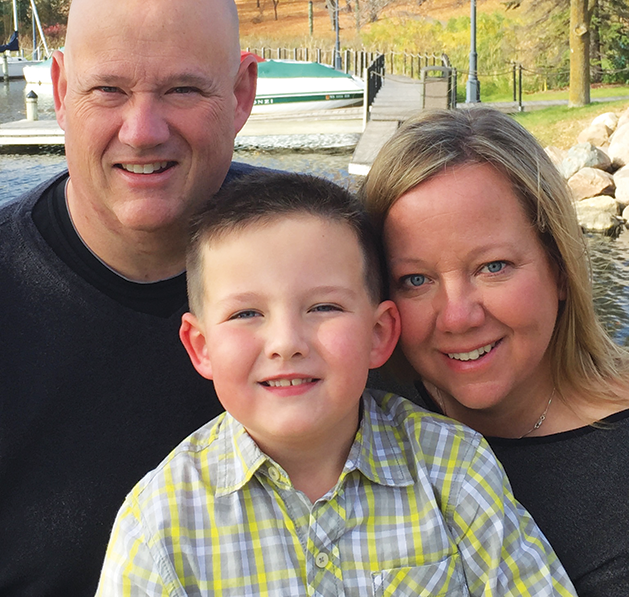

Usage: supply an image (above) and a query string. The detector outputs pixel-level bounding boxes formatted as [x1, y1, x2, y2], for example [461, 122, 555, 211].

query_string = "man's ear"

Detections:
[180, 313, 213, 380]
[369, 300, 401, 369]
[51, 49, 67, 131]
[233, 54, 258, 135]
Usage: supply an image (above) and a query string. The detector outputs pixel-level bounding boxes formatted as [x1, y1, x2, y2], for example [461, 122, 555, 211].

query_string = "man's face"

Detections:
[53, 0, 256, 239]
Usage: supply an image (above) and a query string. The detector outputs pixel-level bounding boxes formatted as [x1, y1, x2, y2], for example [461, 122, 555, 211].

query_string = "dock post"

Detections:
[26, 90, 39, 121]
[2, 54, 8, 83]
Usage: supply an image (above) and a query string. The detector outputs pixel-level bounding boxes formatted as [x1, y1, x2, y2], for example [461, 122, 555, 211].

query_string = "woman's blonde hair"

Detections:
[360, 106, 629, 404]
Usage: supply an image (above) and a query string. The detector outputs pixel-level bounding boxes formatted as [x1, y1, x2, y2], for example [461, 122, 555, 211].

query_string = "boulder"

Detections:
[617, 107, 629, 130]
[577, 123, 611, 147]
[568, 167, 615, 201]
[559, 142, 612, 179]
[613, 165, 629, 208]
[574, 196, 624, 236]
[609, 122, 629, 168]
[591, 111, 619, 132]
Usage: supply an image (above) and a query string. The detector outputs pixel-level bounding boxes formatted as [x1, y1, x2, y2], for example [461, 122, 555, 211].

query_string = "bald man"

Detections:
[0, 0, 257, 594]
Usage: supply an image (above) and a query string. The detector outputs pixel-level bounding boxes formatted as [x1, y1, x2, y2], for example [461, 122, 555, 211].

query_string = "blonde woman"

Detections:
[362, 106, 629, 596]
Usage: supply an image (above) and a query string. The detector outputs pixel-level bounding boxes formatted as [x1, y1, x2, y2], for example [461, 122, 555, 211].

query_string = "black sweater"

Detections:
[0, 164, 254, 596]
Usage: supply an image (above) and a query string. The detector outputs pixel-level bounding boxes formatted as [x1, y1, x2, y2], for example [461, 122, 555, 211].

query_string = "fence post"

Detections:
[363, 66, 369, 131]
[512, 62, 517, 102]
[518, 63, 523, 112]
[317, 48, 321, 63]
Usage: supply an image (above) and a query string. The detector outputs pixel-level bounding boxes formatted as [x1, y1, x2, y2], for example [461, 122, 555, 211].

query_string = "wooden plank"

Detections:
[348, 120, 399, 176]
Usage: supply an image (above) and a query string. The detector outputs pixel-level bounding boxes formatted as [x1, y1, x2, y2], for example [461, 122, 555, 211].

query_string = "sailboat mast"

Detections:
[12, 0, 18, 33]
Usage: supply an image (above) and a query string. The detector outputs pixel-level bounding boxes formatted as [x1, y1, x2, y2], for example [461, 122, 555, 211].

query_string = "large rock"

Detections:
[577, 123, 612, 147]
[608, 122, 629, 168]
[574, 196, 624, 236]
[568, 166, 615, 201]
[591, 111, 619, 132]
[559, 142, 612, 179]
[613, 165, 629, 207]
[616, 107, 629, 130]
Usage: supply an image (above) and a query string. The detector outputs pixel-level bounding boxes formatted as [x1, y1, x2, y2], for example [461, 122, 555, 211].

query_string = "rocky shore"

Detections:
[546, 107, 629, 236]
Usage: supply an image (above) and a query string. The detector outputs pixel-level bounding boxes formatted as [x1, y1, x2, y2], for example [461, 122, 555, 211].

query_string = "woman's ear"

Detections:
[180, 312, 213, 380]
[369, 300, 401, 369]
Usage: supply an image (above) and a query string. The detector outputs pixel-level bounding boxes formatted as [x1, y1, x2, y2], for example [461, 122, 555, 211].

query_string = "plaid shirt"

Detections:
[97, 390, 576, 597]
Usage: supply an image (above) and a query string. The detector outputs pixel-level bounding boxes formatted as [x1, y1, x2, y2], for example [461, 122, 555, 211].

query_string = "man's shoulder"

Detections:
[223, 161, 274, 187]
[0, 170, 68, 227]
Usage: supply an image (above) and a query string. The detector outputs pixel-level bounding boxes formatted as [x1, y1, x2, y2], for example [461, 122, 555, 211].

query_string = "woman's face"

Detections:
[383, 163, 564, 419]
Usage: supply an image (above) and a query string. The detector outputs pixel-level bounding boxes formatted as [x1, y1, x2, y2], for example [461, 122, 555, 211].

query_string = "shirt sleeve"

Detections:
[447, 436, 577, 597]
[95, 497, 171, 597]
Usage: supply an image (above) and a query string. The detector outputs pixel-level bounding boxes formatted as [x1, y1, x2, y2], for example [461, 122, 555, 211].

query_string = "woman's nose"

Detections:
[434, 281, 485, 334]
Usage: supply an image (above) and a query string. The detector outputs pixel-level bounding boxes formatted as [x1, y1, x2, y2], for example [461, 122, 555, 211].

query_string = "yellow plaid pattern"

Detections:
[97, 390, 577, 597]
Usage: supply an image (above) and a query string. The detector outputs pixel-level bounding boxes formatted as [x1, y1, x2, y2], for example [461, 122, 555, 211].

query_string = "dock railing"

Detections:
[362, 54, 385, 129]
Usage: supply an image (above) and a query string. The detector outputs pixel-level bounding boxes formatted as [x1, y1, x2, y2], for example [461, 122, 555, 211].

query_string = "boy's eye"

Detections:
[401, 274, 426, 288]
[481, 261, 507, 274]
[229, 310, 260, 320]
[310, 304, 342, 313]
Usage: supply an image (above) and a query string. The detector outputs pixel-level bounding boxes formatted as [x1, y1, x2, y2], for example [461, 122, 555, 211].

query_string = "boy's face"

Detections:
[180, 214, 399, 456]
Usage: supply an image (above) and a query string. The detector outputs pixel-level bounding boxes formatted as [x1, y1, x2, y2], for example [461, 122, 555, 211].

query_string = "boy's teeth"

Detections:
[448, 342, 496, 362]
[266, 378, 313, 387]
[121, 161, 169, 174]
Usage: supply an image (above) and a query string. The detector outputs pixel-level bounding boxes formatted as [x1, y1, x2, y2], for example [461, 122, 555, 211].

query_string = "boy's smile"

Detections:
[180, 214, 398, 461]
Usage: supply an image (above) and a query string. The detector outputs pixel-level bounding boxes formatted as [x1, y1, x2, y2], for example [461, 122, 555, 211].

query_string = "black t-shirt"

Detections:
[32, 176, 186, 317]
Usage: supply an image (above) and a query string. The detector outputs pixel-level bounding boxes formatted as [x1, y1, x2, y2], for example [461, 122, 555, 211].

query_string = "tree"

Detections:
[569, 0, 595, 106]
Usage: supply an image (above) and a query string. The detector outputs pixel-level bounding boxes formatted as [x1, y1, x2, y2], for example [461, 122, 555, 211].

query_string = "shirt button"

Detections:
[268, 467, 280, 482]
[315, 552, 329, 568]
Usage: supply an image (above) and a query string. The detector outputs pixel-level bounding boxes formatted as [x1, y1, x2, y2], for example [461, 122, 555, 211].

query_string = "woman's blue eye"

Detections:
[404, 274, 426, 287]
[485, 261, 506, 274]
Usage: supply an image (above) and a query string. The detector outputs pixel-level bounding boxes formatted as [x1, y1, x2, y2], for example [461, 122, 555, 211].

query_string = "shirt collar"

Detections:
[214, 390, 414, 496]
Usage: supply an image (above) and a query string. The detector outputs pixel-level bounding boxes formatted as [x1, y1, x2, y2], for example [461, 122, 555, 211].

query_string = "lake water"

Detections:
[3, 80, 629, 346]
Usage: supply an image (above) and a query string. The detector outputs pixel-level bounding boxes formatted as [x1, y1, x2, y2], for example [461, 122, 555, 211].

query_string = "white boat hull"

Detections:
[4, 56, 43, 80]
[251, 60, 363, 114]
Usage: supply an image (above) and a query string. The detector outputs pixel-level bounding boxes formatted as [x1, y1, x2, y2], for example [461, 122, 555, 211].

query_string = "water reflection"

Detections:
[589, 233, 629, 345]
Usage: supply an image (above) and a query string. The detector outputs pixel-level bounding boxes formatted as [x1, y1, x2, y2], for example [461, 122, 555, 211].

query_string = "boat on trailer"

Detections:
[251, 56, 364, 114]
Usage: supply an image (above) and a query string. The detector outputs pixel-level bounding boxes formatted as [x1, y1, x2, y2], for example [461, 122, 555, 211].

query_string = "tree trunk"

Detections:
[569, 0, 592, 107]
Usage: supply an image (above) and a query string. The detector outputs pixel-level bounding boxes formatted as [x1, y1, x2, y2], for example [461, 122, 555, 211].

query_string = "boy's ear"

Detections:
[179, 313, 213, 380]
[369, 300, 401, 369]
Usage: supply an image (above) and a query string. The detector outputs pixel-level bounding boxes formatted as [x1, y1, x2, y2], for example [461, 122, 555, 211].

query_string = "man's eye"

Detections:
[96, 86, 120, 94]
[169, 87, 199, 95]
[402, 274, 426, 288]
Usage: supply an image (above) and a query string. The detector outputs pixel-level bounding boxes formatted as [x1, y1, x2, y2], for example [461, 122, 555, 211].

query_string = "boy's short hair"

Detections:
[186, 171, 385, 315]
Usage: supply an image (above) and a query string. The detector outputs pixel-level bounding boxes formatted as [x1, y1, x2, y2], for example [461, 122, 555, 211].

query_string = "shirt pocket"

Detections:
[372, 554, 468, 597]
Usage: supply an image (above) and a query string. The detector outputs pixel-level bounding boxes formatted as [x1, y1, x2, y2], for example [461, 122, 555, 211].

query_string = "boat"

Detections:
[1, 0, 50, 80]
[251, 56, 364, 114]
[23, 55, 52, 85]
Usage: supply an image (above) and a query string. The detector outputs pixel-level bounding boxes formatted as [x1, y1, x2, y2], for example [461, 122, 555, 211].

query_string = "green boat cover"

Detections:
[257, 60, 353, 79]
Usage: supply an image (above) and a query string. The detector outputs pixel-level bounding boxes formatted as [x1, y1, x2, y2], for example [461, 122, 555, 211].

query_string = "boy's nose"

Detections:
[264, 316, 310, 360]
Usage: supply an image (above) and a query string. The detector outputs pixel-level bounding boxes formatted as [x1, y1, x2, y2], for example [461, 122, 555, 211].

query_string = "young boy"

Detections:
[96, 171, 576, 596]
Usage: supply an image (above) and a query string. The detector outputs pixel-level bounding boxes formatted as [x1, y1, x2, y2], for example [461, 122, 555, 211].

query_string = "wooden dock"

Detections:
[349, 73, 451, 176]
[0, 119, 64, 146]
